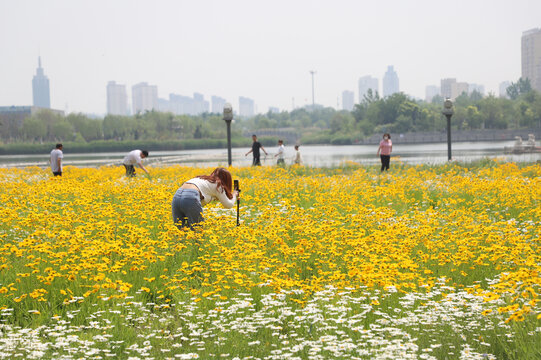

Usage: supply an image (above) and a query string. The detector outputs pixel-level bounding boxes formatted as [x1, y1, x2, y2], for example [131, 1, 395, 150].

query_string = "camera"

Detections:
[234, 179, 240, 192]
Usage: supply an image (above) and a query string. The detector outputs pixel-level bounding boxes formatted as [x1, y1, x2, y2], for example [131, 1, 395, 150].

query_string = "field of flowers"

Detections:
[0, 161, 540, 359]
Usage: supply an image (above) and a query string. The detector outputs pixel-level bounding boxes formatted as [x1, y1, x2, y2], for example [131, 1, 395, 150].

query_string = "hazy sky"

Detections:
[1, 0, 540, 115]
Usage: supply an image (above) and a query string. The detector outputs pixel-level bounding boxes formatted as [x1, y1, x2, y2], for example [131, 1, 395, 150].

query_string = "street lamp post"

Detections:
[223, 103, 233, 166]
[309, 70, 316, 109]
[442, 98, 454, 161]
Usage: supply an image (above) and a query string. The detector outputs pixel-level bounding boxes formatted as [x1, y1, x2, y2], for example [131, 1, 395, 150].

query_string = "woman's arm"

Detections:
[214, 186, 237, 209]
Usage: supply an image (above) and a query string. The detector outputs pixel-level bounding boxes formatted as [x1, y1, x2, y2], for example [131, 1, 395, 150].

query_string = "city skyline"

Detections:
[1, 0, 540, 115]
[105, 80, 257, 116]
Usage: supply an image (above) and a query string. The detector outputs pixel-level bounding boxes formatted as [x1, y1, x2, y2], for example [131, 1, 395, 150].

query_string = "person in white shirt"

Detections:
[293, 145, 302, 165]
[122, 149, 149, 177]
[172, 167, 239, 229]
[274, 139, 285, 166]
[50, 143, 64, 176]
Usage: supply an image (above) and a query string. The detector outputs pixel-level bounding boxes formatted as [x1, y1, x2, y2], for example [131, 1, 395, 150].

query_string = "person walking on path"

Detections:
[245, 134, 268, 166]
[293, 145, 302, 165]
[50, 143, 64, 176]
[122, 149, 149, 177]
[376, 133, 393, 172]
[171, 167, 239, 230]
[275, 139, 285, 166]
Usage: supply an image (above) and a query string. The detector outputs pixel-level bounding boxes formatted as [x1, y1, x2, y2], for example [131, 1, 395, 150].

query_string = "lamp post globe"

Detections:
[442, 98, 454, 161]
[223, 103, 233, 166]
[223, 103, 233, 122]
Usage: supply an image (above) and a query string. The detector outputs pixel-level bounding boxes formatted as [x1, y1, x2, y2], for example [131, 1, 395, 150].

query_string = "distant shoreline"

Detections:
[1, 128, 540, 155]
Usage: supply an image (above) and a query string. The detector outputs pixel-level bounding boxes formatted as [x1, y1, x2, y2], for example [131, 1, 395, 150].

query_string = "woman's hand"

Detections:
[234, 190, 240, 198]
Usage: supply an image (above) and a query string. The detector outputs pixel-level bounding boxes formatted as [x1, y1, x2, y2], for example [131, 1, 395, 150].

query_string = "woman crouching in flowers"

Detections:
[172, 167, 239, 229]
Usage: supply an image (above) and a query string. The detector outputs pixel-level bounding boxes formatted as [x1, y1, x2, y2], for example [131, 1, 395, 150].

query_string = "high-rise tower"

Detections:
[132, 82, 158, 114]
[107, 81, 128, 115]
[382, 66, 399, 97]
[522, 28, 541, 92]
[342, 90, 354, 111]
[358, 76, 379, 102]
[32, 57, 51, 108]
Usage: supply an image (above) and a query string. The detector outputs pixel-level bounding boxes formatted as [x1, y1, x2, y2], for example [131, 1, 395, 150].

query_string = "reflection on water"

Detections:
[0, 141, 539, 169]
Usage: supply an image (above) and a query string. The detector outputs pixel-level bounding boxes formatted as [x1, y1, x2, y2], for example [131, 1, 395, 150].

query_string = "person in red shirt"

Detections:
[376, 133, 392, 172]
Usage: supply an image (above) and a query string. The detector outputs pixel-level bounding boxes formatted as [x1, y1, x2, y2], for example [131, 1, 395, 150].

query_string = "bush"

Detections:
[300, 131, 333, 145]
[0, 138, 254, 155]
[330, 134, 355, 145]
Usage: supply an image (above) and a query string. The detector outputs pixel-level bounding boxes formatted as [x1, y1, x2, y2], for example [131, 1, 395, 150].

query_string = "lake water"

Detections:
[0, 141, 539, 169]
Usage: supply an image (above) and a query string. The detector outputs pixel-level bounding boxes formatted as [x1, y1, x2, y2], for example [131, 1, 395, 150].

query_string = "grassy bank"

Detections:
[0, 136, 280, 155]
[0, 161, 539, 359]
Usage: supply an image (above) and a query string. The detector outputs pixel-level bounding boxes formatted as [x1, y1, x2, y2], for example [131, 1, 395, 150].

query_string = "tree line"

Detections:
[1, 78, 540, 145]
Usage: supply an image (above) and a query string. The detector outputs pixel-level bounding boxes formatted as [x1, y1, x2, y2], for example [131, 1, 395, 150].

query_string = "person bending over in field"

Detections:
[172, 167, 239, 230]
[122, 149, 149, 177]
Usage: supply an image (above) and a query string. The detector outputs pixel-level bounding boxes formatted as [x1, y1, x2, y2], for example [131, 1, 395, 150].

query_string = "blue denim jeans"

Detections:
[172, 188, 204, 230]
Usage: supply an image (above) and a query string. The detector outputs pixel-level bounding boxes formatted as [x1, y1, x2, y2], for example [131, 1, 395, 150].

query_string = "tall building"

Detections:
[468, 83, 485, 95]
[358, 76, 379, 102]
[441, 78, 457, 99]
[174, 94, 195, 114]
[522, 28, 541, 92]
[269, 107, 280, 113]
[382, 66, 399, 97]
[342, 90, 354, 111]
[32, 57, 50, 108]
[499, 81, 511, 98]
[425, 85, 440, 102]
[441, 78, 470, 100]
[451, 82, 469, 99]
[106, 81, 128, 115]
[159, 93, 210, 115]
[239, 96, 255, 117]
[193, 93, 209, 114]
[158, 97, 174, 113]
[132, 82, 158, 114]
[211, 96, 226, 113]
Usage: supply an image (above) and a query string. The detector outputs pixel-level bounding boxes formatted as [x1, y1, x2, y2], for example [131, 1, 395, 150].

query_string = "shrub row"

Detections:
[0, 137, 280, 155]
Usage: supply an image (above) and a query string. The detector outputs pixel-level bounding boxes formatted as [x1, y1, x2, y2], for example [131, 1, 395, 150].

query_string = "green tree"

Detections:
[330, 112, 354, 134]
[67, 113, 103, 141]
[51, 120, 74, 141]
[34, 109, 63, 140]
[465, 106, 483, 129]
[478, 95, 507, 129]
[469, 90, 483, 102]
[431, 94, 444, 105]
[362, 89, 380, 104]
[21, 117, 46, 141]
[506, 78, 532, 100]
[103, 115, 131, 140]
